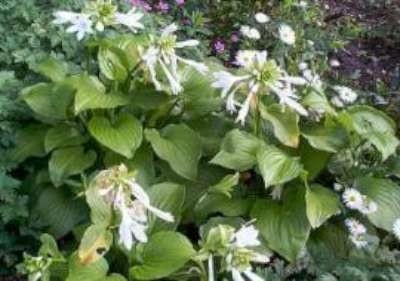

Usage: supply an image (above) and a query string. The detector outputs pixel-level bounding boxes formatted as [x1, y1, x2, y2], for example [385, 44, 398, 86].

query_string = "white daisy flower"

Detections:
[240, 25, 261, 40]
[114, 8, 144, 32]
[393, 218, 400, 240]
[255, 12, 270, 24]
[333, 183, 343, 192]
[298, 62, 308, 71]
[279, 24, 296, 45]
[142, 23, 208, 95]
[212, 50, 308, 125]
[342, 188, 364, 210]
[345, 218, 367, 236]
[333, 85, 358, 104]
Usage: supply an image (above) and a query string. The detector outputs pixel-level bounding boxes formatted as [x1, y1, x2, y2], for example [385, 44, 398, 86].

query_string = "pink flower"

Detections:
[155, 1, 169, 13]
[176, 0, 185, 6]
[231, 32, 240, 43]
[131, 0, 152, 11]
[212, 39, 226, 54]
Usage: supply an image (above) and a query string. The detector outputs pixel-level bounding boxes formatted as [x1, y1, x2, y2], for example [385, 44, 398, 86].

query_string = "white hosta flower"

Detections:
[333, 86, 358, 104]
[393, 218, 400, 240]
[212, 50, 308, 125]
[298, 62, 308, 71]
[333, 183, 343, 192]
[226, 248, 269, 281]
[279, 24, 296, 45]
[114, 8, 144, 32]
[255, 12, 270, 23]
[53, 11, 80, 24]
[345, 218, 367, 236]
[233, 225, 261, 248]
[53, 11, 94, 40]
[240, 25, 261, 40]
[342, 188, 364, 210]
[97, 165, 174, 250]
[331, 96, 344, 108]
[330, 59, 341, 67]
[142, 23, 208, 95]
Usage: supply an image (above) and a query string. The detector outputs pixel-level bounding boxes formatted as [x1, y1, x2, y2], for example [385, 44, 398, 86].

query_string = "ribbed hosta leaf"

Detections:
[251, 186, 311, 262]
[130, 231, 195, 280]
[210, 129, 261, 171]
[33, 188, 88, 238]
[356, 177, 400, 231]
[69, 75, 129, 114]
[49, 146, 96, 186]
[66, 253, 108, 281]
[12, 124, 47, 162]
[45, 124, 88, 153]
[302, 125, 348, 153]
[88, 113, 142, 159]
[306, 184, 341, 228]
[78, 224, 113, 265]
[256, 145, 303, 188]
[145, 124, 202, 181]
[260, 104, 300, 148]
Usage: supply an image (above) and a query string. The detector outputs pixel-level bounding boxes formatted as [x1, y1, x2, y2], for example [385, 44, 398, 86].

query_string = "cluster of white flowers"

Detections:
[53, 1, 144, 40]
[207, 224, 270, 281]
[212, 50, 308, 125]
[342, 188, 378, 215]
[95, 165, 174, 250]
[240, 25, 261, 40]
[142, 23, 208, 95]
[345, 218, 368, 248]
[331, 85, 358, 108]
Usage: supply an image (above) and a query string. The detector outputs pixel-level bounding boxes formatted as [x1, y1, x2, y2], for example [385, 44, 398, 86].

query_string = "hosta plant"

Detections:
[14, 1, 400, 280]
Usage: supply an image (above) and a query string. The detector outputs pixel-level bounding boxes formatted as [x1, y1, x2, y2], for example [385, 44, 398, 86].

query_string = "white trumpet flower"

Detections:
[212, 50, 308, 125]
[142, 23, 208, 95]
[114, 8, 144, 32]
[96, 165, 174, 250]
[53, 11, 94, 40]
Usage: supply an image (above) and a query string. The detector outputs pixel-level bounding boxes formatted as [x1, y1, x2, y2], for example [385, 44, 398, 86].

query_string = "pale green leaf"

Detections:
[302, 125, 348, 153]
[145, 124, 202, 181]
[256, 145, 303, 188]
[130, 231, 195, 280]
[45, 125, 88, 153]
[36, 57, 67, 82]
[306, 184, 341, 228]
[88, 113, 142, 159]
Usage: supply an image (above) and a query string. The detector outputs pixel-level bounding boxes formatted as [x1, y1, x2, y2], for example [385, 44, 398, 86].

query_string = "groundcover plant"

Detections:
[5, 0, 400, 280]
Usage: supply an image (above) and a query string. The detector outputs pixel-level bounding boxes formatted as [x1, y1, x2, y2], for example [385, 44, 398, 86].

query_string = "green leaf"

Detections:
[66, 253, 108, 281]
[147, 183, 185, 233]
[347, 105, 396, 134]
[367, 131, 399, 161]
[208, 173, 239, 198]
[89, 113, 143, 159]
[69, 75, 129, 114]
[181, 67, 220, 118]
[302, 125, 348, 153]
[98, 46, 129, 82]
[303, 90, 333, 114]
[12, 124, 47, 162]
[78, 224, 113, 265]
[299, 139, 330, 180]
[33, 188, 88, 238]
[210, 129, 261, 171]
[195, 193, 254, 223]
[145, 124, 202, 181]
[130, 231, 195, 280]
[131, 87, 172, 111]
[21, 83, 74, 121]
[356, 177, 400, 231]
[256, 145, 303, 188]
[260, 104, 300, 148]
[45, 125, 88, 153]
[49, 146, 96, 186]
[86, 186, 113, 226]
[306, 184, 341, 228]
[251, 186, 311, 262]
[36, 57, 67, 82]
